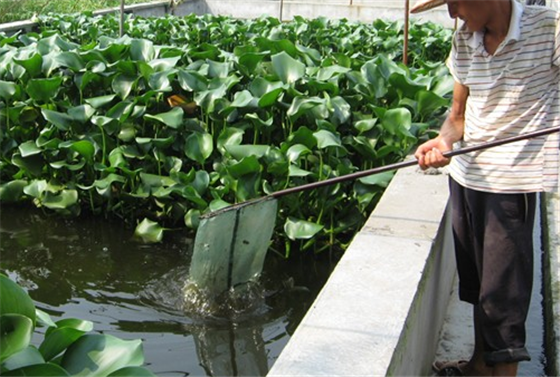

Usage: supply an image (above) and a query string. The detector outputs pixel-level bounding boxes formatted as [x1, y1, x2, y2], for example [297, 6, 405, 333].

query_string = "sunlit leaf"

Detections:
[144, 107, 183, 129]
[61, 334, 144, 376]
[0, 315, 33, 363]
[134, 218, 164, 243]
[271, 51, 305, 84]
[357, 171, 395, 187]
[1, 345, 45, 371]
[41, 109, 73, 131]
[0, 80, 18, 99]
[185, 132, 213, 165]
[284, 217, 324, 240]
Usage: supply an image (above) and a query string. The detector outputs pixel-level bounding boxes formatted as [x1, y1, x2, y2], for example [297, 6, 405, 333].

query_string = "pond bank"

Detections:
[267, 166, 560, 376]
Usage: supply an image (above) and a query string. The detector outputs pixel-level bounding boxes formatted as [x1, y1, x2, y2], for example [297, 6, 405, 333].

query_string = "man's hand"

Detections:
[414, 137, 453, 170]
[415, 81, 468, 170]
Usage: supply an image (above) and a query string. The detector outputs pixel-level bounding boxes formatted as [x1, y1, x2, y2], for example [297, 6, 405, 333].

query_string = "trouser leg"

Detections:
[449, 178, 536, 365]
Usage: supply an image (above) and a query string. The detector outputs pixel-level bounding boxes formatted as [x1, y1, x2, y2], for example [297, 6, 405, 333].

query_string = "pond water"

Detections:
[0, 205, 338, 377]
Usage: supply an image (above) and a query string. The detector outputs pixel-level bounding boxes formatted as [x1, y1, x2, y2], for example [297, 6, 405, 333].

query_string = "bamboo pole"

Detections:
[120, 0, 125, 37]
[279, 0, 284, 22]
[403, 0, 409, 66]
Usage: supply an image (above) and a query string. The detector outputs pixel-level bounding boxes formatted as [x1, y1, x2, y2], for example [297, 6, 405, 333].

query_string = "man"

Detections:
[410, 0, 560, 376]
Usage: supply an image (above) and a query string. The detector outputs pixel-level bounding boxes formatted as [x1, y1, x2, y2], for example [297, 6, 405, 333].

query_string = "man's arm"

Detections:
[415, 81, 468, 170]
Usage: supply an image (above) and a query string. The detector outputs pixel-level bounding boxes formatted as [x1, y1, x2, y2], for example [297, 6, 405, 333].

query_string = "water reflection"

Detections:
[190, 322, 268, 377]
[0, 205, 335, 376]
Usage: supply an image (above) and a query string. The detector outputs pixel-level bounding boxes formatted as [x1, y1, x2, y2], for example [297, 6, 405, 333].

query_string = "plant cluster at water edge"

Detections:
[0, 273, 155, 376]
[0, 13, 453, 256]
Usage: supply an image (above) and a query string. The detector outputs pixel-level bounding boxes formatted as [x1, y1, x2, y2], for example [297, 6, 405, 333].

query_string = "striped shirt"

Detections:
[447, 0, 560, 193]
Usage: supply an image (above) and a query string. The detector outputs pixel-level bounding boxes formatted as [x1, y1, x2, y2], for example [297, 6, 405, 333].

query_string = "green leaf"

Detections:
[288, 165, 312, 177]
[271, 51, 306, 85]
[134, 218, 164, 243]
[42, 109, 73, 131]
[61, 334, 144, 376]
[0, 275, 36, 324]
[112, 74, 136, 100]
[18, 141, 42, 158]
[0, 315, 33, 362]
[130, 39, 155, 62]
[68, 140, 95, 162]
[14, 53, 42, 78]
[314, 130, 342, 149]
[184, 208, 201, 229]
[0, 80, 17, 99]
[1, 346, 45, 371]
[68, 105, 96, 123]
[284, 217, 324, 240]
[85, 95, 116, 108]
[286, 144, 311, 163]
[26, 77, 63, 103]
[357, 171, 395, 187]
[35, 309, 56, 328]
[229, 90, 255, 108]
[287, 96, 328, 123]
[224, 145, 269, 160]
[144, 107, 183, 129]
[185, 132, 213, 165]
[217, 127, 244, 155]
[40, 323, 92, 361]
[227, 155, 261, 179]
[54, 51, 85, 72]
[0, 180, 28, 202]
[108, 366, 156, 377]
[416, 90, 448, 120]
[381, 107, 412, 135]
[5, 362, 70, 376]
[41, 190, 79, 212]
[177, 70, 208, 92]
[354, 118, 378, 133]
[12, 153, 44, 177]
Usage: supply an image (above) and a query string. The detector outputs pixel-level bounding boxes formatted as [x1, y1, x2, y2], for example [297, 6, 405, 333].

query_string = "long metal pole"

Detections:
[269, 126, 560, 199]
[120, 0, 125, 37]
[279, 0, 284, 22]
[203, 126, 560, 218]
[403, 0, 409, 65]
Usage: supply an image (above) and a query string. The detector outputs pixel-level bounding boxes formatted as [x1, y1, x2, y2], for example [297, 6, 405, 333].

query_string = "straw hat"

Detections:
[410, 0, 446, 13]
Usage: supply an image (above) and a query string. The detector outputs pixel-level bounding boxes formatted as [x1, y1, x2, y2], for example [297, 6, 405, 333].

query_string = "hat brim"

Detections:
[410, 0, 446, 13]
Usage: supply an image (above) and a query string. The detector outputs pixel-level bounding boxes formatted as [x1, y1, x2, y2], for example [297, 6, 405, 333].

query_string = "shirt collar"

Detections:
[466, 0, 523, 50]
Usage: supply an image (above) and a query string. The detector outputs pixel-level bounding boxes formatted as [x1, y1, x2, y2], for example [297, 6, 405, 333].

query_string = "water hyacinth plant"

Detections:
[0, 273, 155, 376]
[0, 13, 453, 255]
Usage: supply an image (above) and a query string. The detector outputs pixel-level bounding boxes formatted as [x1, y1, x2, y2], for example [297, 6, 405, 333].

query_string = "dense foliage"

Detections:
[0, 0, 161, 24]
[0, 273, 155, 376]
[0, 13, 452, 255]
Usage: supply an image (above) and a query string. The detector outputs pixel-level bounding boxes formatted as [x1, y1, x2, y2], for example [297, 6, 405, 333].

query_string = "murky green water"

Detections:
[0, 205, 337, 377]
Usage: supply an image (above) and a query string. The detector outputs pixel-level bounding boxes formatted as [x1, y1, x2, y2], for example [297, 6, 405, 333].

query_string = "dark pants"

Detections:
[449, 178, 536, 366]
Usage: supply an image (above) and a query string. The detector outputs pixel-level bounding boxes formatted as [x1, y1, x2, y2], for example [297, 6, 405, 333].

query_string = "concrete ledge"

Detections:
[268, 167, 455, 376]
[542, 191, 560, 377]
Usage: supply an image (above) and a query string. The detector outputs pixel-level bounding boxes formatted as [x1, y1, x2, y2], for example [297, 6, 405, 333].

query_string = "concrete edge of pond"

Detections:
[267, 166, 455, 376]
[543, 191, 560, 377]
[268, 167, 560, 376]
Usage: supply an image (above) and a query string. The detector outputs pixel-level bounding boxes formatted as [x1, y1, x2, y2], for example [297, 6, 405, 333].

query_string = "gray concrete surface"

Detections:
[268, 166, 455, 376]
[543, 192, 560, 377]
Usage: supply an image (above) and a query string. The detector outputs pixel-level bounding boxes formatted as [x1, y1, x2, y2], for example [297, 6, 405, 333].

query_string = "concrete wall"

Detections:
[543, 192, 560, 377]
[268, 167, 455, 376]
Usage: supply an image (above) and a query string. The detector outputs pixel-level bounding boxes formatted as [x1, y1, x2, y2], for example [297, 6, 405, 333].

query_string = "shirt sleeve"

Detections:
[553, 11, 560, 67]
[446, 32, 465, 85]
